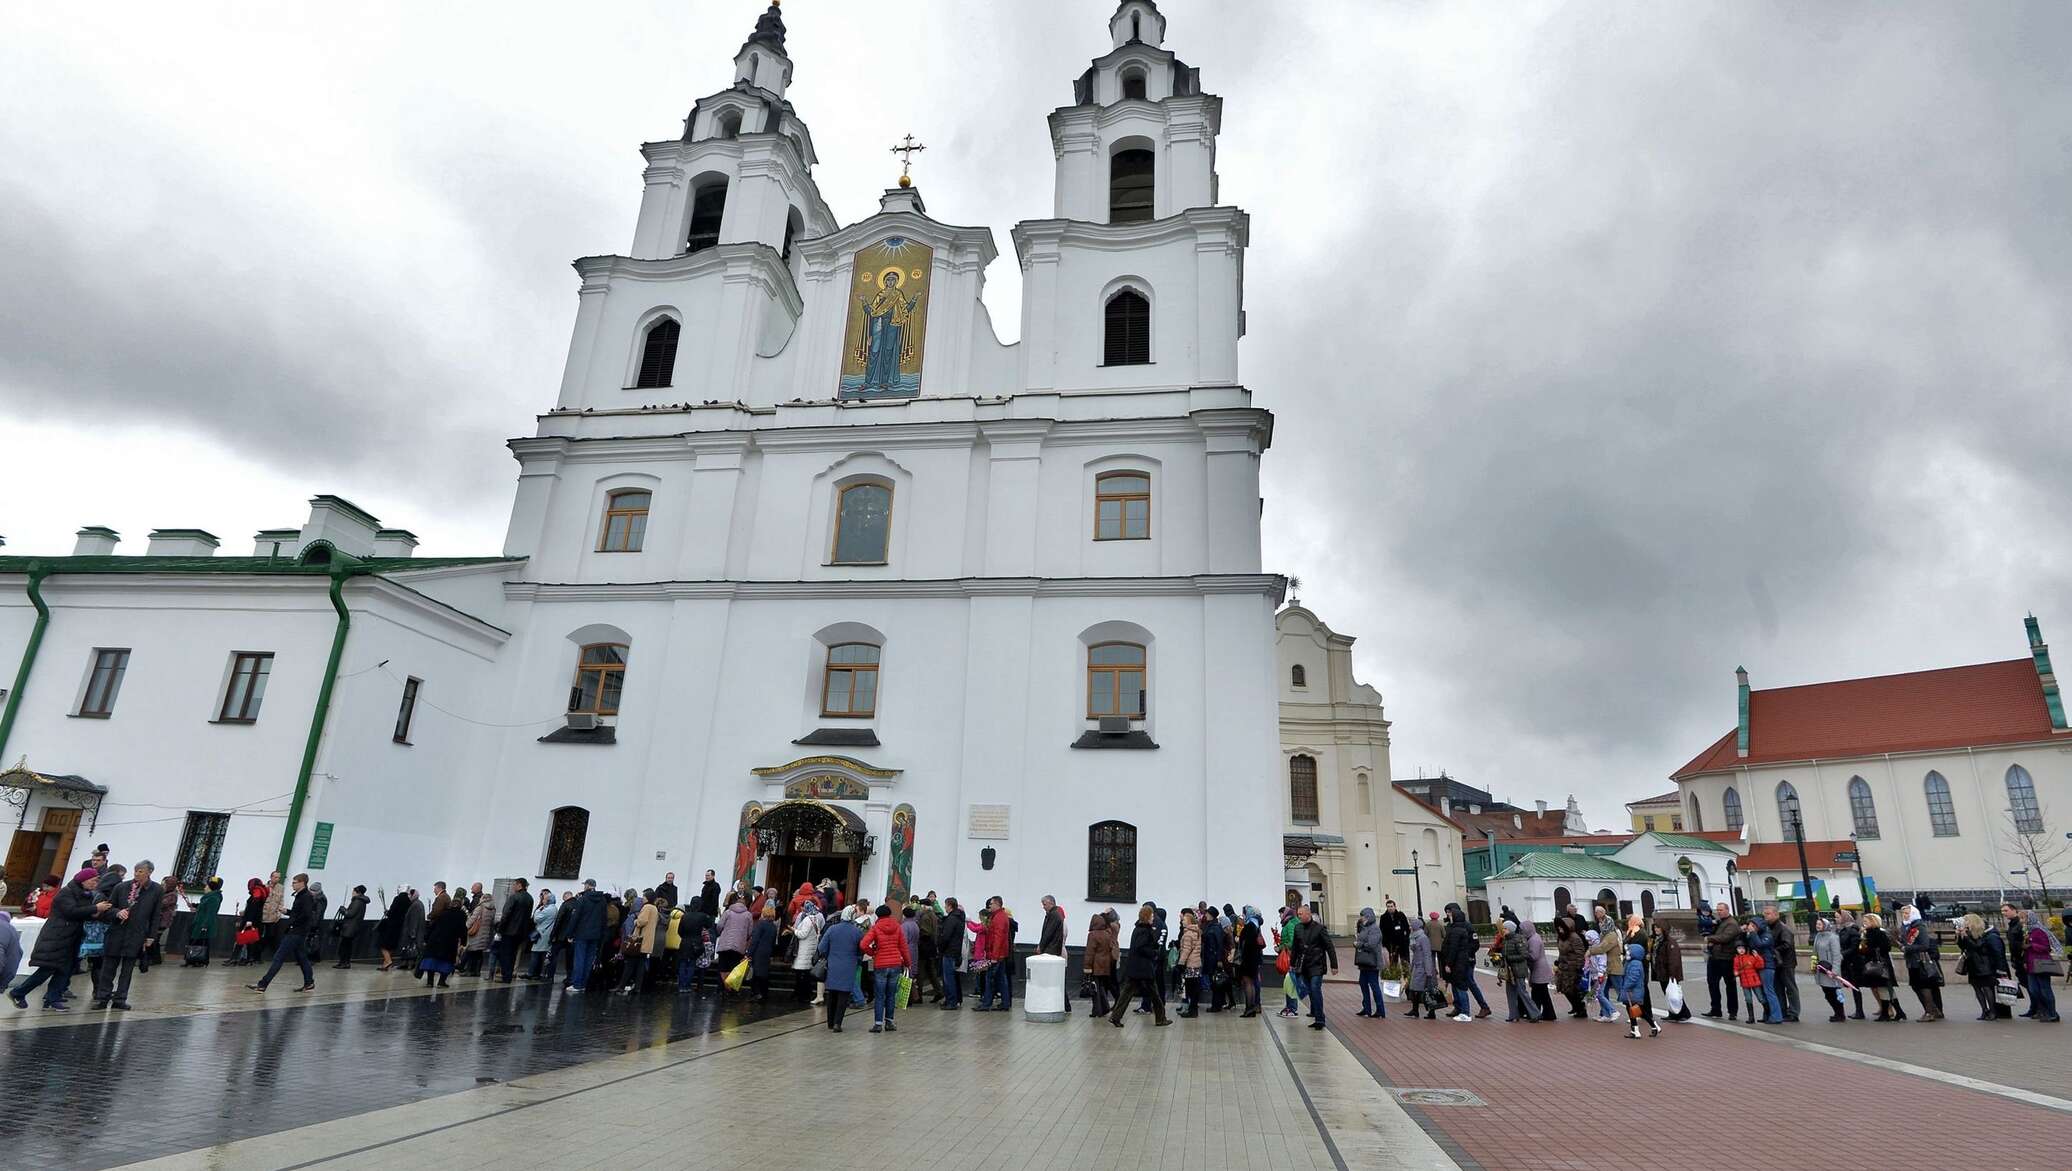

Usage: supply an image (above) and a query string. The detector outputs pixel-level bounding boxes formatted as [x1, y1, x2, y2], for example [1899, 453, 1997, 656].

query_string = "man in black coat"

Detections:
[1106, 905, 1171, 1027]
[936, 897, 967, 1008]
[1762, 907, 1800, 1022]
[675, 901, 715, 994]
[492, 878, 533, 983]
[1438, 903, 1487, 1021]
[655, 872, 680, 912]
[10, 871, 106, 1010]
[248, 873, 318, 993]
[1038, 895, 1071, 1012]
[698, 870, 721, 918]
[564, 879, 609, 992]
[1703, 902, 1741, 1018]
[94, 860, 163, 1010]
[1378, 900, 1412, 967]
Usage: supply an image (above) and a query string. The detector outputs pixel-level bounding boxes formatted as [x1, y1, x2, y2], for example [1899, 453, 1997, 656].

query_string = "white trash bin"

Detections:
[1023, 954, 1066, 1022]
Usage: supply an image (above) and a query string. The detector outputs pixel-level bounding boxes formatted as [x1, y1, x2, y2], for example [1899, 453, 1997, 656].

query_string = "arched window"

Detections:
[1357, 773, 1371, 815]
[541, 806, 589, 880]
[830, 482, 893, 564]
[1291, 664, 1307, 688]
[1776, 781, 1800, 833]
[2007, 764, 2043, 834]
[1847, 776, 1880, 839]
[633, 318, 680, 389]
[1103, 289, 1150, 366]
[1120, 68, 1147, 101]
[1094, 470, 1150, 539]
[1552, 886, 1571, 915]
[1688, 794, 1704, 832]
[568, 644, 627, 716]
[1289, 754, 1319, 825]
[782, 209, 801, 263]
[1722, 787, 1743, 832]
[715, 110, 741, 140]
[1763, 876, 1779, 899]
[1088, 820, 1137, 902]
[1087, 642, 1147, 719]
[1109, 148, 1155, 224]
[685, 180, 727, 253]
[821, 643, 881, 718]
[1924, 771, 1959, 836]
[597, 489, 651, 552]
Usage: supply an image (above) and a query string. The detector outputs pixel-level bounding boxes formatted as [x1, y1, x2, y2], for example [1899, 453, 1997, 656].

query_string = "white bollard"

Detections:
[1023, 954, 1066, 1022]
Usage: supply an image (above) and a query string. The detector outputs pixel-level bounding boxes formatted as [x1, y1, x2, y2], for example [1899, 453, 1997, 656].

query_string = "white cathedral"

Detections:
[0, 2, 1291, 919]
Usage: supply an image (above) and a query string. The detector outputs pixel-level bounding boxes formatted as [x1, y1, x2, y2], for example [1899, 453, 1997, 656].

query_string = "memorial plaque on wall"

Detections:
[966, 804, 1010, 840]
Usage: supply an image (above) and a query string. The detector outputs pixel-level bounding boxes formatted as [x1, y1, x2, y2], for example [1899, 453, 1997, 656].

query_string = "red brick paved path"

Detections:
[1318, 984, 2072, 1170]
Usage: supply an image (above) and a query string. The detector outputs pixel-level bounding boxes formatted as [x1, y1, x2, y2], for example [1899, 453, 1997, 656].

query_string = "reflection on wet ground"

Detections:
[0, 983, 799, 1171]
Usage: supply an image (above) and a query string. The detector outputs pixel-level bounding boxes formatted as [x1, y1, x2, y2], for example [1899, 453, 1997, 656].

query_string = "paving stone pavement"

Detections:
[0, 965, 801, 1171]
[1318, 981, 2072, 1171]
[84, 985, 1453, 1171]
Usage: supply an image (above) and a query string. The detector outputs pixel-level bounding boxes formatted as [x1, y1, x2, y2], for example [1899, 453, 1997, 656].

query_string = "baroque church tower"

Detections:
[481, 0, 1284, 917]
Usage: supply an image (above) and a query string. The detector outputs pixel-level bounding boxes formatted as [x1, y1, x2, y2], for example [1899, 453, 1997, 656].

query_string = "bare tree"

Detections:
[2003, 810, 2072, 908]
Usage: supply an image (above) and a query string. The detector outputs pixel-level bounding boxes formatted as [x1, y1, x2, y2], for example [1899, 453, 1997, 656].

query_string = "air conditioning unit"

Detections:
[1098, 716, 1132, 735]
[565, 712, 598, 731]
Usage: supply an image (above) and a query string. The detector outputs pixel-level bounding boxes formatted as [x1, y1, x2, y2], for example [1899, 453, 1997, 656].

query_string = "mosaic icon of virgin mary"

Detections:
[838, 236, 932, 399]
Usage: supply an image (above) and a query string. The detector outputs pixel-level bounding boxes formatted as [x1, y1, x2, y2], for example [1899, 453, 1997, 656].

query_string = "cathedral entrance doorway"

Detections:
[748, 799, 874, 907]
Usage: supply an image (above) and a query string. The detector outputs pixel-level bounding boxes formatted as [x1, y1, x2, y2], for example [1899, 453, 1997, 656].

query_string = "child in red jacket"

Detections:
[1732, 941, 1765, 1023]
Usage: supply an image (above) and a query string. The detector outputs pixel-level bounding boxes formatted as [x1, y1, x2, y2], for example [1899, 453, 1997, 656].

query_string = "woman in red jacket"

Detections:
[857, 904, 910, 1033]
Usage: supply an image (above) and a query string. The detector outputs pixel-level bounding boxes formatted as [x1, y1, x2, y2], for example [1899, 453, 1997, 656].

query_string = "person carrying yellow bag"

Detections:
[723, 956, 751, 992]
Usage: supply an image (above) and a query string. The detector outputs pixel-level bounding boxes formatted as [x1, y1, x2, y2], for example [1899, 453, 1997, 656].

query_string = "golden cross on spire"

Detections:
[890, 133, 926, 188]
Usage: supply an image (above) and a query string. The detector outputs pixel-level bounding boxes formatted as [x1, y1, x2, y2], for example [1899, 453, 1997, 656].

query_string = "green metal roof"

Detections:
[1647, 832, 1735, 853]
[0, 554, 519, 576]
[1490, 852, 1672, 883]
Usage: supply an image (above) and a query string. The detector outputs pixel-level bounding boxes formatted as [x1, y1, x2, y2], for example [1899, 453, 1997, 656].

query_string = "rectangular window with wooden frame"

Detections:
[569, 644, 627, 716]
[821, 643, 881, 718]
[78, 648, 130, 717]
[393, 677, 421, 744]
[598, 489, 650, 553]
[1086, 642, 1146, 719]
[1094, 472, 1150, 541]
[216, 652, 273, 723]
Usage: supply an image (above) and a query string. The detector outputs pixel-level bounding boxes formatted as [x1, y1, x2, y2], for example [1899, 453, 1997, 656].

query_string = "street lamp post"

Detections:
[1847, 832, 1869, 910]
[1787, 803, 1817, 934]
[1411, 848, 1424, 920]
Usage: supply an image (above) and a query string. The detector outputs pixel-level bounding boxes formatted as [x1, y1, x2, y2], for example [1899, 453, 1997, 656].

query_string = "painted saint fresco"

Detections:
[784, 773, 871, 801]
[733, 800, 764, 886]
[839, 237, 931, 399]
[886, 803, 916, 905]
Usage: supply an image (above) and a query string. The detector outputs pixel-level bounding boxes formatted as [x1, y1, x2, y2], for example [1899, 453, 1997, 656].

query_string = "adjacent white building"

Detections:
[1671, 617, 2072, 907]
[0, 2, 1291, 922]
[1276, 605, 1466, 932]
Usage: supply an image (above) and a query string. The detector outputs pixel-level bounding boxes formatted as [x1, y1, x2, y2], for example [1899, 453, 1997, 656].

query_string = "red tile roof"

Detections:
[1674, 658, 2063, 779]
[1449, 808, 1573, 840]
[1739, 840, 1856, 871]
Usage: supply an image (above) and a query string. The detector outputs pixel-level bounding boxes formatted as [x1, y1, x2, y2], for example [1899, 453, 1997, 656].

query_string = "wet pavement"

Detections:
[0, 979, 800, 1171]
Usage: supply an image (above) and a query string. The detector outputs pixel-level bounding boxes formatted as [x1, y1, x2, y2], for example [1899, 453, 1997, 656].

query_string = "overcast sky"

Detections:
[4, 2, 2068, 825]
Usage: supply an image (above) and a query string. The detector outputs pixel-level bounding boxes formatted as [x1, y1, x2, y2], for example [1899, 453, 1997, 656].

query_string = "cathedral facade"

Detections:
[0, 2, 1286, 920]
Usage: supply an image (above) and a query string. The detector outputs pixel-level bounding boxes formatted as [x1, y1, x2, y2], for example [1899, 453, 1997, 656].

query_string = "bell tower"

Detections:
[1049, 0, 1220, 223]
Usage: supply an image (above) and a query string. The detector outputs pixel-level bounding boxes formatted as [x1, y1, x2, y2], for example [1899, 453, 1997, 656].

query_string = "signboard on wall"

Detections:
[967, 804, 1010, 840]
[306, 822, 334, 869]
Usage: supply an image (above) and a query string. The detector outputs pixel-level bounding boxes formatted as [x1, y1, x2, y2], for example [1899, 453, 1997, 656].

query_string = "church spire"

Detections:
[744, 1, 786, 53]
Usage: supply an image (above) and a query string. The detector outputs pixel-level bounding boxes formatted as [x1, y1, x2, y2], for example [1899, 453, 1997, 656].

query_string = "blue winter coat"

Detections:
[817, 918, 865, 995]
[1618, 940, 1648, 1003]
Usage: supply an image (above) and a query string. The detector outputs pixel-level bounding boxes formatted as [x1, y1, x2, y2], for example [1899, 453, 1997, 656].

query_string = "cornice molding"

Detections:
[503, 573, 1286, 604]
[1010, 205, 1248, 265]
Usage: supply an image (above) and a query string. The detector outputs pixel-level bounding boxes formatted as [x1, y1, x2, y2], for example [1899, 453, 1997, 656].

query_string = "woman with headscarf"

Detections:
[790, 896, 824, 1003]
[1899, 904, 1944, 1021]
[377, 886, 412, 971]
[713, 892, 753, 996]
[1405, 911, 1439, 1019]
[7, 870, 102, 1010]
[2021, 909, 2061, 1023]
[402, 888, 427, 963]
[306, 882, 328, 964]
[419, 888, 467, 988]
[1554, 918, 1588, 1018]
[232, 878, 268, 965]
[1955, 912, 2008, 1020]
[1650, 919, 1688, 1021]
[186, 877, 223, 966]
[1520, 918, 1555, 1022]
[787, 882, 817, 924]
[1353, 907, 1385, 1018]
[747, 904, 779, 1002]
[1812, 917, 1848, 1021]
[528, 889, 561, 981]
[1083, 911, 1119, 1018]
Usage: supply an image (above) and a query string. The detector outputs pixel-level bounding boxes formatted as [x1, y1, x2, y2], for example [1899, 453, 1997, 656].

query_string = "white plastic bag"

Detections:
[1382, 979, 1403, 1000]
[1664, 978, 1685, 1014]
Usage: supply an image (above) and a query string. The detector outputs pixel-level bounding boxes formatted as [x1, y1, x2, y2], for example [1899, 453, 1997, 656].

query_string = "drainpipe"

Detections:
[0, 564, 53, 764]
[277, 568, 354, 876]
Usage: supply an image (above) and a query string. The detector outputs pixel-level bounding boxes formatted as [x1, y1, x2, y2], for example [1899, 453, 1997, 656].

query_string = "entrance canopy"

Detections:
[1, 763, 108, 832]
[751, 799, 873, 860]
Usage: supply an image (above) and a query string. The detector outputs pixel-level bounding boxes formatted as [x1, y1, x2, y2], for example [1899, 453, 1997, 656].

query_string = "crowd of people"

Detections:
[6, 848, 2067, 1034]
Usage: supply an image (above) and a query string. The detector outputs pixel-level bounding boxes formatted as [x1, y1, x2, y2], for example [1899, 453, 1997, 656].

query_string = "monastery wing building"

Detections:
[0, 1, 1288, 920]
